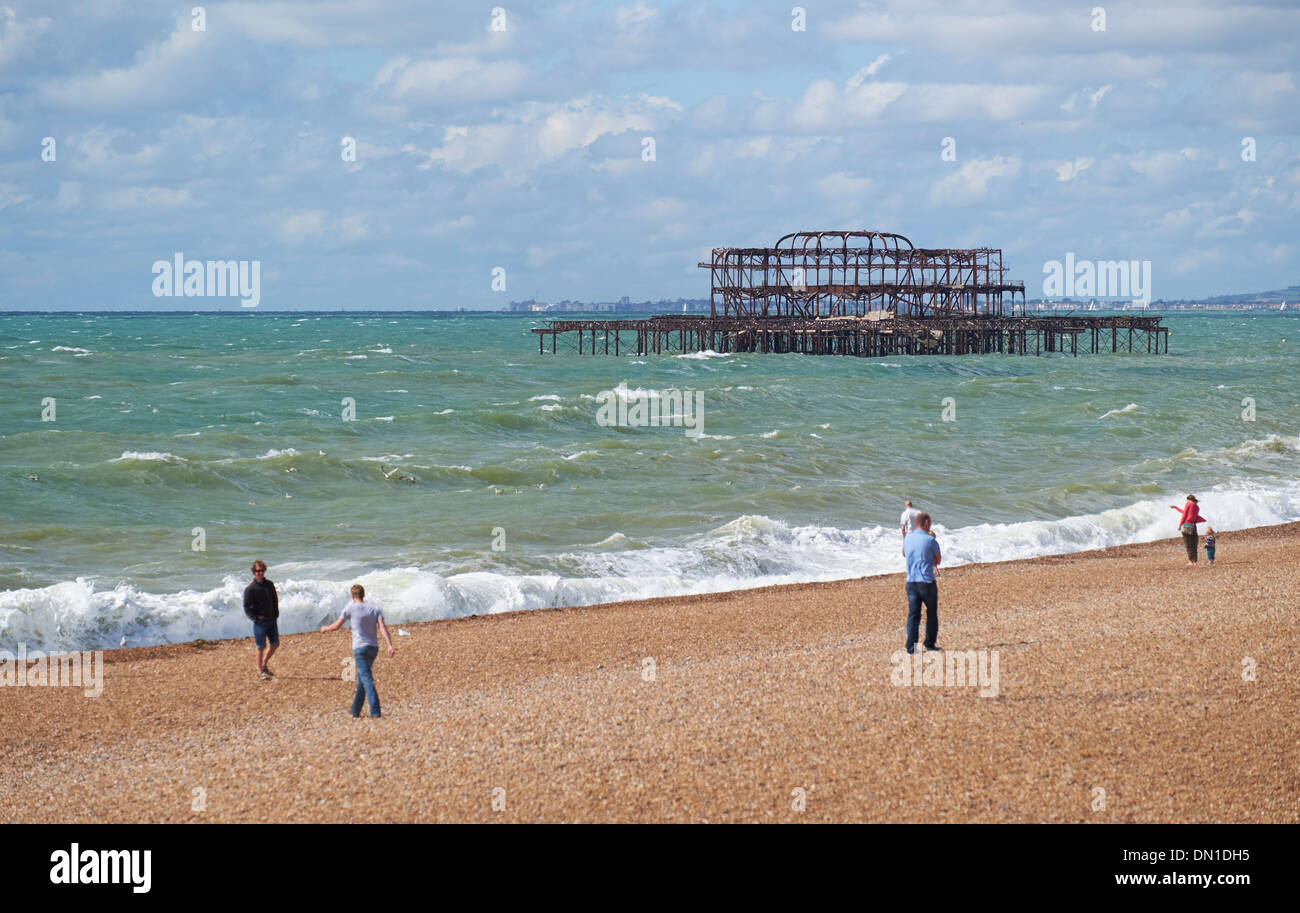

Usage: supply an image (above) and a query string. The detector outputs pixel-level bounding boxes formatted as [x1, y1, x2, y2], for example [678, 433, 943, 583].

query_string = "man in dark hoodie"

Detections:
[243, 560, 280, 680]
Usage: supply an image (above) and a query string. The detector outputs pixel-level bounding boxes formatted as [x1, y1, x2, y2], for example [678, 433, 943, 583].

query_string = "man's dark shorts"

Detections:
[253, 619, 280, 649]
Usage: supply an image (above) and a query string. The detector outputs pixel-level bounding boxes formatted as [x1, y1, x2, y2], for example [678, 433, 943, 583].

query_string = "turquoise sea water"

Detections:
[2, 311, 1298, 651]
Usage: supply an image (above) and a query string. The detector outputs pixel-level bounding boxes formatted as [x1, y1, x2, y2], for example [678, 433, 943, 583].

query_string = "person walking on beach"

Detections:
[900, 500, 922, 538]
[1170, 495, 1207, 566]
[902, 512, 942, 654]
[320, 584, 394, 718]
[243, 560, 280, 681]
[1204, 527, 1217, 566]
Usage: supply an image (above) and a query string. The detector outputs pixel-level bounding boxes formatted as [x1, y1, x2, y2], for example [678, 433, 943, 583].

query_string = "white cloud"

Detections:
[591, 156, 646, 176]
[638, 198, 687, 220]
[846, 54, 894, 90]
[370, 55, 529, 105]
[1055, 157, 1094, 182]
[765, 74, 1044, 132]
[1089, 84, 1115, 108]
[782, 78, 906, 131]
[927, 155, 1021, 206]
[1227, 70, 1297, 108]
[423, 93, 682, 176]
[828, 2, 1300, 55]
[430, 215, 476, 234]
[817, 172, 872, 197]
[0, 6, 50, 69]
[689, 135, 823, 177]
[54, 182, 80, 211]
[41, 20, 213, 108]
[915, 83, 1048, 121]
[0, 182, 32, 211]
[374, 252, 423, 269]
[279, 210, 329, 241]
[1128, 148, 1202, 180]
[339, 215, 369, 241]
[74, 128, 162, 170]
[614, 2, 658, 36]
[223, 1, 515, 51]
[650, 222, 688, 241]
[1174, 248, 1222, 274]
[103, 186, 192, 209]
[1199, 210, 1254, 238]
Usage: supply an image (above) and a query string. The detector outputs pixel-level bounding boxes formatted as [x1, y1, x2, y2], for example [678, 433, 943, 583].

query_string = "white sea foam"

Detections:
[51, 346, 92, 356]
[1100, 403, 1141, 419]
[110, 451, 185, 463]
[8, 479, 1300, 654]
[675, 350, 731, 360]
[529, 394, 563, 402]
[580, 386, 662, 402]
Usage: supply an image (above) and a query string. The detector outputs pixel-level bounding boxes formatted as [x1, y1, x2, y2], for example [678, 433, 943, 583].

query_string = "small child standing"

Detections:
[320, 584, 395, 718]
[1204, 527, 1217, 566]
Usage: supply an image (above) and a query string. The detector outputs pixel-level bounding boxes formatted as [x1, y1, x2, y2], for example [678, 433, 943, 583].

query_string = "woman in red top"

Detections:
[1170, 494, 1207, 565]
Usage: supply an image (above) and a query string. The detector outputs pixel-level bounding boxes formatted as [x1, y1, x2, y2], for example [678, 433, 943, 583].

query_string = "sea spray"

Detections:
[594, 381, 705, 438]
[6, 480, 1299, 654]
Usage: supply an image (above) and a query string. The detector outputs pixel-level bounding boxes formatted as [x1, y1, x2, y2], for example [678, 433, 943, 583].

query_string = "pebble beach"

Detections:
[2, 524, 1296, 824]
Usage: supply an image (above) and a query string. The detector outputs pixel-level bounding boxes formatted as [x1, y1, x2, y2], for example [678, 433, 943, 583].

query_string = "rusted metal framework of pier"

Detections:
[703, 230, 1023, 318]
[533, 231, 1167, 357]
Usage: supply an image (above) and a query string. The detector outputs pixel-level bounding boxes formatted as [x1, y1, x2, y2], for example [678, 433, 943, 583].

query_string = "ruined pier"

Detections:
[533, 231, 1167, 357]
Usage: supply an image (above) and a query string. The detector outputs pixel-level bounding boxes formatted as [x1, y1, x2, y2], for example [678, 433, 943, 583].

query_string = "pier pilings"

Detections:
[533, 314, 1168, 358]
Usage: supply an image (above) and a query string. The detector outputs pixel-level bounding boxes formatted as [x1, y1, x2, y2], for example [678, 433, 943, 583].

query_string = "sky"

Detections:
[1, 0, 1298, 310]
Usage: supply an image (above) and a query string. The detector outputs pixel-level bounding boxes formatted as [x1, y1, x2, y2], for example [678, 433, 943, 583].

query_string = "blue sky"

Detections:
[2, 0, 1298, 310]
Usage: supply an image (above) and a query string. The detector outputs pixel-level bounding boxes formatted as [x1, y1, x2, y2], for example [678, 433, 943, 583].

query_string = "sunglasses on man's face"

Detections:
[253, 569, 265, 574]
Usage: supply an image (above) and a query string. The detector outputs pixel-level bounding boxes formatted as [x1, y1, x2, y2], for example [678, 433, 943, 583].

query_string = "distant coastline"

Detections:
[2, 305, 1297, 316]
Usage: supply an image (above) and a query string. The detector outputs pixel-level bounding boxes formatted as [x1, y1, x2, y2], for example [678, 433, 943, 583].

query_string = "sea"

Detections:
[2, 310, 1297, 653]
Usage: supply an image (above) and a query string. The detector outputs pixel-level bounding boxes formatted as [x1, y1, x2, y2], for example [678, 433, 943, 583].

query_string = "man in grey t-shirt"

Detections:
[319, 584, 395, 718]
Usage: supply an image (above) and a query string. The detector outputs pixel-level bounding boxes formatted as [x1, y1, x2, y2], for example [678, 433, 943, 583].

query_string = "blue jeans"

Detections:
[905, 581, 939, 651]
[252, 619, 279, 649]
[351, 646, 381, 718]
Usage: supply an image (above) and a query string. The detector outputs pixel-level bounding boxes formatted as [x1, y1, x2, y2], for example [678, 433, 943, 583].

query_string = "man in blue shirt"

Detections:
[902, 512, 942, 654]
